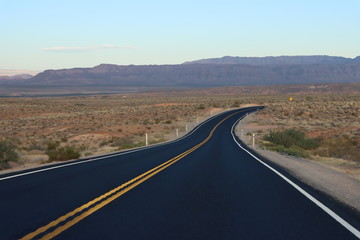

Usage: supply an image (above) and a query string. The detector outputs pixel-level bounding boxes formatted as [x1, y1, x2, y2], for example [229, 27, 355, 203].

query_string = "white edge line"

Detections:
[0, 110, 233, 181]
[231, 115, 360, 238]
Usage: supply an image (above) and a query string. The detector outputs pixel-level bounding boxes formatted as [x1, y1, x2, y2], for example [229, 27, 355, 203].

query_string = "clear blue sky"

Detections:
[1, 0, 359, 71]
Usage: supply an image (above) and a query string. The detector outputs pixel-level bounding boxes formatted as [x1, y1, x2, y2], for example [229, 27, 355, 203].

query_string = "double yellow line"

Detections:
[21, 111, 241, 240]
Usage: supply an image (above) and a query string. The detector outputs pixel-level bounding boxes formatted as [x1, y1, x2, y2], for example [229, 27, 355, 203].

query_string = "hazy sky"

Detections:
[1, 0, 359, 71]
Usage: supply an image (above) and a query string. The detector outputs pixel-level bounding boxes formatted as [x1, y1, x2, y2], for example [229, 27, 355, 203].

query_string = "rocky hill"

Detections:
[19, 62, 360, 88]
[1, 56, 359, 90]
[0, 74, 33, 81]
[184, 55, 360, 65]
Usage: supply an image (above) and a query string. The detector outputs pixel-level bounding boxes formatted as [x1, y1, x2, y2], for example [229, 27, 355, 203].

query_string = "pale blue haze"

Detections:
[1, 0, 359, 71]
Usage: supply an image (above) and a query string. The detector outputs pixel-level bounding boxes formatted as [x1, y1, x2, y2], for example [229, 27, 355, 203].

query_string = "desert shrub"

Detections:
[0, 140, 19, 170]
[197, 104, 206, 110]
[27, 141, 46, 151]
[84, 152, 93, 157]
[299, 137, 321, 150]
[109, 136, 133, 148]
[315, 136, 360, 162]
[295, 110, 304, 116]
[232, 100, 240, 107]
[264, 129, 320, 150]
[99, 140, 108, 147]
[269, 145, 309, 158]
[46, 141, 80, 162]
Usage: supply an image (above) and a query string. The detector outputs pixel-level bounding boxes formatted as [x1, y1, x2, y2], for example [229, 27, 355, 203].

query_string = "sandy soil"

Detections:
[236, 113, 360, 213]
[0, 107, 228, 175]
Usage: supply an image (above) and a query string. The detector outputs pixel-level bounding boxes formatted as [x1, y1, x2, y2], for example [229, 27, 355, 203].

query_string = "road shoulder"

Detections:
[235, 116, 360, 214]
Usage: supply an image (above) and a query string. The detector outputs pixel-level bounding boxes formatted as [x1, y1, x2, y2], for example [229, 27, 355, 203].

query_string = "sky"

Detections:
[1, 0, 359, 72]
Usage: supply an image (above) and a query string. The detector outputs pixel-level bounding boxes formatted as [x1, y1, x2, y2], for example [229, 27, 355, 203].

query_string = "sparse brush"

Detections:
[0, 140, 19, 170]
[269, 145, 309, 158]
[46, 141, 80, 162]
[263, 128, 320, 157]
[314, 136, 360, 163]
[1, 93, 359, 169]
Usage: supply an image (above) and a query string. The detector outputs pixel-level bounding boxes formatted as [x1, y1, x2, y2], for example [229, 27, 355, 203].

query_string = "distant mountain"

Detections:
[0, 69, 39, 76]
[4, 62, 357, 88]
[1, 56, 360, 91]
[0, 74, 33, 81]
[184, 55, 360, 65]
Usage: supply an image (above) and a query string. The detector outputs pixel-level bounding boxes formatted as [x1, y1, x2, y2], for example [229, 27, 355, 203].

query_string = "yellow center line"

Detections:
[20, 110, 244, 240]
[20, 147, 197, 240]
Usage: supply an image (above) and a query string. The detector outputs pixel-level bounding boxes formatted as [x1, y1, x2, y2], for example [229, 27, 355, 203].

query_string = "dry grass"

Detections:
[1, 92, 359, 175]
[242, 94, 360, 179]
[1, 93, 258, 170]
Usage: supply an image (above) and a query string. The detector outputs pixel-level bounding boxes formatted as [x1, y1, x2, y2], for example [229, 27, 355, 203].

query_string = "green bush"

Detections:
[46, 141, 80, 162]
[299, 138, 321, 150]
[264, 129, 320, 150]
[0, 140, 19, 170]
[263, 128, 320, 158]
[269, 145, 309, 158]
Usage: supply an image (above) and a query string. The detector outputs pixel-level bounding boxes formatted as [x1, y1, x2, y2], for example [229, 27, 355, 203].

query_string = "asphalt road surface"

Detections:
[0, 107, 359, 239]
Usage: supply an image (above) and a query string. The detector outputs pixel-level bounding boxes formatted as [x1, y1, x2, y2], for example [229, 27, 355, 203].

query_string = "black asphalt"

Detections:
[0, 107, 359, 239]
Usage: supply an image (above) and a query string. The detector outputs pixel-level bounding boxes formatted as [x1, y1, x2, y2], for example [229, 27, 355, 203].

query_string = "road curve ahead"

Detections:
[0, 107, 359, 239]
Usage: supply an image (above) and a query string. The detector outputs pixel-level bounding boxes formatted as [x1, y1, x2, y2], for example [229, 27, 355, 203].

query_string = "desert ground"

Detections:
[236, 94, 360, 180]
[0, 92, 251, 171]
[1, 90, 359, 181]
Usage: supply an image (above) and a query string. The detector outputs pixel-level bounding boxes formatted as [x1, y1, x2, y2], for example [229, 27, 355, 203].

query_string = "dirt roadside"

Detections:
[0, 107, 230, 176]
[235, 112, 360, 214]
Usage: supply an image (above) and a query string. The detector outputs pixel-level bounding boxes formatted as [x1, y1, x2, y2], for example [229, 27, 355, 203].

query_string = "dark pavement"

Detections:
[0, 107, 359, 239]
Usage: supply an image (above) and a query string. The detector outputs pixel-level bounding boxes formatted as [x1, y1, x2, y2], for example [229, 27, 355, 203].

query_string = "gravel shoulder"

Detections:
[235, 114, 360, 214]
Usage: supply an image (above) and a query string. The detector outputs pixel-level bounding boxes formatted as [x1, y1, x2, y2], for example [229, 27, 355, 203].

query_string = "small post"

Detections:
[197, 117, 199, 124]
[241, 129, 244, 138]
[211, 111, 213, 117]
[176, 129, 179, 137]
[145, 133, 148, 146]
[185, 125, 188, 132]
[252, 133, 255, 147]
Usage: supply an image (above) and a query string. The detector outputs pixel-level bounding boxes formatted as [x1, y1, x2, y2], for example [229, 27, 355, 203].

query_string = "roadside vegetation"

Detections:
[0, 93, 251, 170]
[262, 129, 320, 158]
[0, 140, 19, 170]
[252, 95, 360, 162]
[0, 92, 359, 175]
[239, 94, 359, 179]
[46, 141, 80, 162]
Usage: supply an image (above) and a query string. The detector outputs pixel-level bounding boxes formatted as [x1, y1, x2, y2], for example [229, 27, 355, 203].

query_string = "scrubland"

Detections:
[1, 92, 359, 179]
[0, 93, 254, 170]
[242, 94, 360, 179]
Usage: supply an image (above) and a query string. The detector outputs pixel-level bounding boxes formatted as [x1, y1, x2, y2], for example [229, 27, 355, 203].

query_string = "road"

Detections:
[0, 107, 359, 239]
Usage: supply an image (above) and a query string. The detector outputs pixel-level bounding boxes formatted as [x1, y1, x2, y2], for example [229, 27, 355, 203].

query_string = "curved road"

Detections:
[0, 107, 359, 239]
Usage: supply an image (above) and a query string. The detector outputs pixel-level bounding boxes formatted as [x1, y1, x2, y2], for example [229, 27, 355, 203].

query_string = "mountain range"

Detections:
[0, 74, 33, 81]
[184, 55, 360, 65]
[1, 56, 359, 90]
